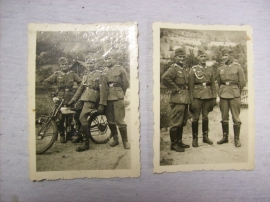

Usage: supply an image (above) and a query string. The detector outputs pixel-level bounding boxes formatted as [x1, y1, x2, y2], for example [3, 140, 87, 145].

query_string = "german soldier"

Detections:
[161, 48, 190, 152]
[43, 57, 82, 143]
[217, 48, 246, 147]
[189, 50, 216, 147]
[102, 52, 130, 149]
[68, 56, 107, 152]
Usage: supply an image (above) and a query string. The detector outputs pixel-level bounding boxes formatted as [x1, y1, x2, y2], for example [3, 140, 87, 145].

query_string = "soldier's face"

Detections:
[175, 55, 186, 65]
[59, 62, 69, 72]
[198, 54, 207, 65]
[222, 53, 230, 63]
[104, 56, 115, 67]
[86, 59, 95, 71]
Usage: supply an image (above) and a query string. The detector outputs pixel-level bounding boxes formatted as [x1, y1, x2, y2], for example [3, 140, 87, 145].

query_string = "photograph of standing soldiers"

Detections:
[35, 30, 131, 171]
[160, 28, 248, 165]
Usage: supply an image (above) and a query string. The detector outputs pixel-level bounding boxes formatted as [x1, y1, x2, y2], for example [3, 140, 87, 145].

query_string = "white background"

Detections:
[1, 0, 270, 201]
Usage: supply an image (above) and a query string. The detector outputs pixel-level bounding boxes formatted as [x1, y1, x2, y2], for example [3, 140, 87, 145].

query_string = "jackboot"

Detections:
[109, 124, 119, 147]
[217, 122, 229, 144]
[233, 125, 241, 147]
[119, 127, 130, 149]
[170, 127, 185, 152]
[192, 122, 199, 147]
[60, 133, 67, 143]
[177, 127, 190, 148]
[71, 132, 83, 143]
[202, 119, 213, 145]
[76, 125, 90, 152]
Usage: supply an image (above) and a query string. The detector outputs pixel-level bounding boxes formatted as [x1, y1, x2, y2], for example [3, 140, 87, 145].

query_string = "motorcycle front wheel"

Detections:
[36, 115, 58, 155]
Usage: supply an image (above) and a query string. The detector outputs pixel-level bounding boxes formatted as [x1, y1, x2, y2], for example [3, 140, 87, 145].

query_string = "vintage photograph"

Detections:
[28, 23, 140, 180]
[153, 23, 254, 172]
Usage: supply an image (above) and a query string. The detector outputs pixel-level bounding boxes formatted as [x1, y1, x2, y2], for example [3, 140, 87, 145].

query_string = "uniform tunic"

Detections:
[189, 65, 216, 122]
[102, 65, 129, 129]
[71, 70, 106, 126]
[161, 63, 190, 127]
[217, 62, 246, 125]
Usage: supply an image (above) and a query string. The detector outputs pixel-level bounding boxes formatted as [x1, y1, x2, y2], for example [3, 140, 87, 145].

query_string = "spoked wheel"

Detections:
[88, 111, 111, 144]
[36, 115, 58, 155]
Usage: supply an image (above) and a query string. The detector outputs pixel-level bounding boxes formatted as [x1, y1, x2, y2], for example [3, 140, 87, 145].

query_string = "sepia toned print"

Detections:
[153, 23, 254, 173]
[28, 23, 140, 180]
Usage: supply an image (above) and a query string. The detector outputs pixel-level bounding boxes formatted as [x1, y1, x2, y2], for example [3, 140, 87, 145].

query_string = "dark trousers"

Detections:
[169, 104, 188, 127]
[192, 98, 213, 122]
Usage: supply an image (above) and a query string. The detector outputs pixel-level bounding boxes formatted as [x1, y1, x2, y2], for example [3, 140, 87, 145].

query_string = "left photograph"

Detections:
[28, 23, 140, 180]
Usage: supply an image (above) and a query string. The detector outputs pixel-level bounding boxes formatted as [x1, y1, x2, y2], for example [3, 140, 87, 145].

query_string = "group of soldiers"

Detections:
[162, 47, 246, 152]
[42, 53, 130, 152]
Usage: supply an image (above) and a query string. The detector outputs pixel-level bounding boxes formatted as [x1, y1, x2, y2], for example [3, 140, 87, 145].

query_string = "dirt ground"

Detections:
[36, 98, 131, 172]
[160, 107, 249, 166]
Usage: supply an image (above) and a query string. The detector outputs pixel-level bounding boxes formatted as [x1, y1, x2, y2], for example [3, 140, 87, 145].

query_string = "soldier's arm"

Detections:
[121, 67, 130, 94]
[216, 67, 221, 87]
[42, 73, 57, 88]
[73, 72, 82, 84]
[211, 68, 217, 98]
[188, 68, 195, 102]
[71, 84, 84, 102]
[161, 68, 178, 92]
[238, 65, 246, 90]
[99, 73, 108, 106]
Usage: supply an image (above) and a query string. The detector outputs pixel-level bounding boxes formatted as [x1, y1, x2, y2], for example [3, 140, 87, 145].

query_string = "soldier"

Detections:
[102, 52, 130, 149]
[161, 48, 190, 153]
[217, 48, 246, 147]
[189, 50, 216, 147]
[43, 57, 82, 143]
[68, 56, 106, 152]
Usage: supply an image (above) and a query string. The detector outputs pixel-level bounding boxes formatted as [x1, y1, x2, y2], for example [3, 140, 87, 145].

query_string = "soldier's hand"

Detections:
[97, 104, 104, 115]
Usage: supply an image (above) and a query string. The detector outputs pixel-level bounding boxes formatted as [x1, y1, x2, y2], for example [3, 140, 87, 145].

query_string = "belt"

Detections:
[194, 82, 211, 87]
[108, 83, 121, 87]
[85, 86, 99, 91]
[58, 88, 72, 92]
[221, 81, 239, 86]
[177, 84, 188, 90]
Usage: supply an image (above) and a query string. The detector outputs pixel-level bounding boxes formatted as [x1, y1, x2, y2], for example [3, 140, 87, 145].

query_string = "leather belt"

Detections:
[221, 81, 239, 86]
[177, 84, 188, 90]
[108, 83, 121, 87]
[194, 82, 211, 87]
[86, 86, 99, 91]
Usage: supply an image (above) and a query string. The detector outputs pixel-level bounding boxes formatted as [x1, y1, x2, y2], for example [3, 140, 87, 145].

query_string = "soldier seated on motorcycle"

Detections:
[68, 56, 107, 152]
[42, 57, 82, 143]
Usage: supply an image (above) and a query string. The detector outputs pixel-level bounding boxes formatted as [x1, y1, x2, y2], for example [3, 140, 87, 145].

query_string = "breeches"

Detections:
[219, 98, 241, 125]
[79, 102, 97, 126]
[169, 104, 188, 128]
[105, 100, 126, 129]
[192, 98, 213, 122]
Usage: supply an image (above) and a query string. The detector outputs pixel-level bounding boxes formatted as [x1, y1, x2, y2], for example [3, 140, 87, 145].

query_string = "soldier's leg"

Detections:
[202, 99, 213, 145]
[192, 99, 202, 147]
[105, 102, 119, 147]
[113, 100, 130, 149]
[217, 98, 229, 144]
[177, 105, 190, 148]
[71, 109, 83, 143]
[56, 114, 66, 143]
[229, 98, 242, 147]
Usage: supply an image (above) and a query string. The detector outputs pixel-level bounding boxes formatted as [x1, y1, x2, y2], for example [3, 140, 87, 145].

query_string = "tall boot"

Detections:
[217, 122, 229, 144]
[177, 127, 190, 148]
[119, 127, 130, 149]
[192, 122, 199, 147]
[56, 120, 66, 143]
[202, 119, 213, 145]
[76, 125, 90, 152]
[233, 125, 241, 147]
[170, 127, 185, 152]
[109, 124, 119, 147]
[72, 119, 83, 143]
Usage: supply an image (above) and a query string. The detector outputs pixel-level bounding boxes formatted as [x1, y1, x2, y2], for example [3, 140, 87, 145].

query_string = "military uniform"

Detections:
[217, 59, 246, 147]
[43, 70, 82, 143]
[161, 54, 190, 152]
[102, 65, 130, 149]
[189, 64, 216, 147]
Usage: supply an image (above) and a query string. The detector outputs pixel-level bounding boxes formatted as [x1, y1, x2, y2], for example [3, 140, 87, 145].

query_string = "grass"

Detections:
[36, 94, 54, 117]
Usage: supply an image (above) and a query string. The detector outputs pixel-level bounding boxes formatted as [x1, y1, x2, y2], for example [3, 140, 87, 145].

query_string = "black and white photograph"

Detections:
[153, 23, 254, 172]
[28, 23, 140, 180]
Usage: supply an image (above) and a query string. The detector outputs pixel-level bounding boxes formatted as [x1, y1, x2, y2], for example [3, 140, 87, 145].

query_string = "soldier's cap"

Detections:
[174, 48, 186, 56]
[58, 57, 68, 64]
[197, 49, 207, 57]
[221, 47, 233, 55]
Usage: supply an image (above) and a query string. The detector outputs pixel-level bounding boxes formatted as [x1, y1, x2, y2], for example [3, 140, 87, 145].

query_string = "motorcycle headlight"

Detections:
[53, 97, 60, 103]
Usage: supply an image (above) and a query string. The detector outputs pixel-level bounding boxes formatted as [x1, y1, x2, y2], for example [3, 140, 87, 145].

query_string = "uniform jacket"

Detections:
[71, 70, 107, 105]
[161, 63, 190, 104]
[217, 62, 246, 99]
[102, 65, 130, 101]
[189, 65, 216, 100]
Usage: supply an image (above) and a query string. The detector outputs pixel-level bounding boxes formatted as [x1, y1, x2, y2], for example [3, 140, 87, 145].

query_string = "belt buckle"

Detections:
[225, 82, 230, 86]
[86, 87, 89, 90]
[109, 83, 114, 87]
[202, 82, 206, 87]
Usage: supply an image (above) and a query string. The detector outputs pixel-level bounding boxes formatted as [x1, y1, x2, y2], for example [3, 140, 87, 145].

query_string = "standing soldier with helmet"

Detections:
[189, 50, 216, 147]
[68, 56, 107, 152]
[217, 48, 246, 147]
[161, 48, 190, 153]
[102, 52, 130, 149]
[43, 57, 82, 143]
